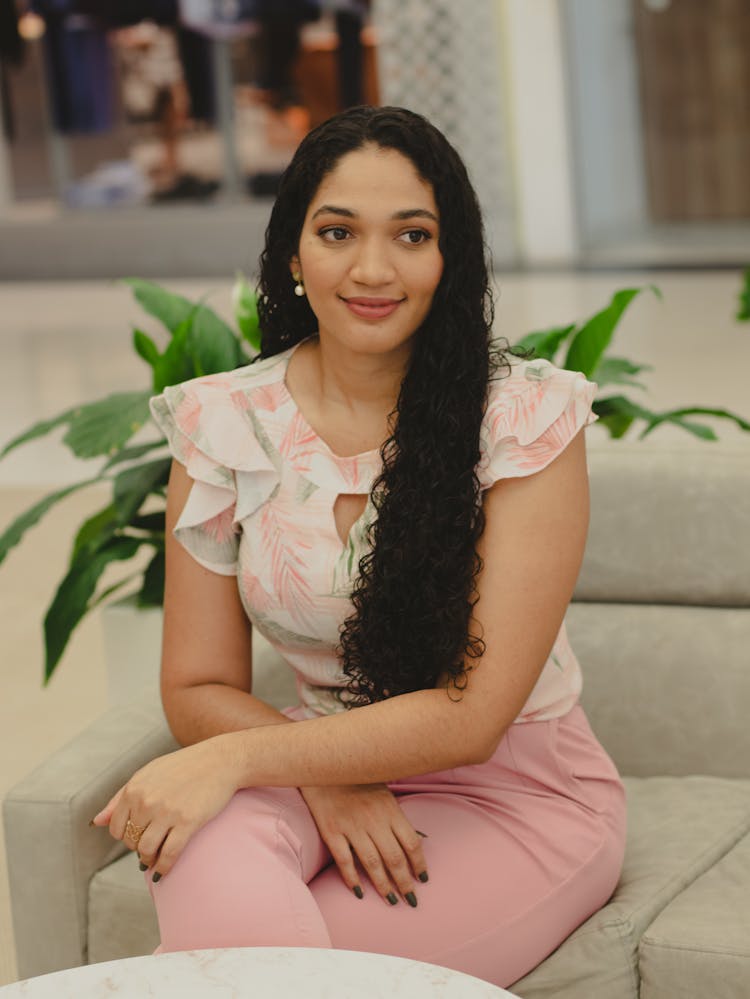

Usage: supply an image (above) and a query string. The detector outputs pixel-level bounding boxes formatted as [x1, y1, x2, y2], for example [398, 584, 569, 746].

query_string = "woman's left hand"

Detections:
[91, 737, 238, 879]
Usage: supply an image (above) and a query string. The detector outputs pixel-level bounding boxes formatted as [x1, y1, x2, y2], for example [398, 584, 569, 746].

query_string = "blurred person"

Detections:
[255, 0, 320, 145]
[92, 106, 626, 989]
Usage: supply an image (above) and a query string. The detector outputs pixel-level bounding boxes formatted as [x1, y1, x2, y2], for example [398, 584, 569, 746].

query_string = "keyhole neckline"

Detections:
[281, 338, 386, 466]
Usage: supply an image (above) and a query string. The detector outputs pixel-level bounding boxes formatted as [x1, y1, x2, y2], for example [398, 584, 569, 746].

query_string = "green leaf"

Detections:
[123, 278, 194, 335]
[512, 324, 576, 361]
[62, 392, 152, 459]
[87, 574, 141, 612]
[0, 478, 100, 565]
[564, 287, 657, 378]
[592, 356, 652, 391]
[1, 406, 76, 460]
[595, 411, 635, 439]
[592, 394, 656, 420]
[133, 328, 160, 369]
[737, 268, 750, 322]
[44, 535, 146, 682]
[138, 549, 165, 607]
[130, 511, 166, 533]
[71, 503, 119, 562]
[593, 395, 658, 439]
[102, 439, 166, 471]
[233, 275, 262, 353]
[640, 406, 750, 439]
[152, 315, 195, 392]
[594, 396, 750, 441]
[113, 458, 171, 524]
[188, 304, 243, 375]
[650, 418, 717, 441]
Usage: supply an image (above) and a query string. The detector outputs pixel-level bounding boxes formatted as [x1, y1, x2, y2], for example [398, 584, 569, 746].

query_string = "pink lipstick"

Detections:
[342, 297, 404, 320]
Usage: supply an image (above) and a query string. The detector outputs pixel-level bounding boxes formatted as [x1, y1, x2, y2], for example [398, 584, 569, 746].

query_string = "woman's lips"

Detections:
[342, 297, 404, 320]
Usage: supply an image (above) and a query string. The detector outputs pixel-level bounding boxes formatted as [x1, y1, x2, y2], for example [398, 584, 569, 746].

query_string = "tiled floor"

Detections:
[1, 270, 749, 985]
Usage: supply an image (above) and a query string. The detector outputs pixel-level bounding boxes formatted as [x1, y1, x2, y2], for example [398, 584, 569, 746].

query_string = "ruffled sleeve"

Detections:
[478, 358, 598, 489]
[150, 371, 280, 575]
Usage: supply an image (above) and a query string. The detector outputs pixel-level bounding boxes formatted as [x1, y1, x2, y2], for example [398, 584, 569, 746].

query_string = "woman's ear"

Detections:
[289, 256, 301, 281]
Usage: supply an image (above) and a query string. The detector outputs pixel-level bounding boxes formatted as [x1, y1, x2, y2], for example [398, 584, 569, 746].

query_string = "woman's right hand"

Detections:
[299, 783, 429, 907]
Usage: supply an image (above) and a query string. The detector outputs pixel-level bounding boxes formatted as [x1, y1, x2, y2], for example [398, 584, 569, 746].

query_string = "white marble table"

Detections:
[1, 948, 519, 997]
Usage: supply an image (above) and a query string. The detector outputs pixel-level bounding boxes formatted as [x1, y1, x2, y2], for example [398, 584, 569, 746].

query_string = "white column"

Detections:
[373, 0, 517, 267]
[498, 0, 579, 265]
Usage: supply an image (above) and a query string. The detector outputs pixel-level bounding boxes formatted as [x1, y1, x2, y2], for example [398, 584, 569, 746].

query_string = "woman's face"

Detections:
[291, 144, 443, 359]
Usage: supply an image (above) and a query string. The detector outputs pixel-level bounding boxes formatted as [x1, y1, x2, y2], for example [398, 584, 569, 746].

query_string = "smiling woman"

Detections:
[291, 147, 443, 360]
[92, 107, 625, 990]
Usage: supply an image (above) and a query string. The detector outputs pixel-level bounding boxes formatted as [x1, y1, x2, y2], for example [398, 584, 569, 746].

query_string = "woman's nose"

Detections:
[349, 238, 396, 286]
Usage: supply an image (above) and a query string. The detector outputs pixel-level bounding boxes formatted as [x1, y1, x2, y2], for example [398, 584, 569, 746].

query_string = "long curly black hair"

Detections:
[257, 106, 512, 705]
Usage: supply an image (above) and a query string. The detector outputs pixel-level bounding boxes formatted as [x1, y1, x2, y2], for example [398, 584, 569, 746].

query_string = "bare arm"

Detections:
[159, 459, 292, 745]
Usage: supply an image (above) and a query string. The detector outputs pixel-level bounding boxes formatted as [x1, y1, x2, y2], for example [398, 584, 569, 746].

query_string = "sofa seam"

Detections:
[624, 811, 750, 924]
[640, 939, 750, 959]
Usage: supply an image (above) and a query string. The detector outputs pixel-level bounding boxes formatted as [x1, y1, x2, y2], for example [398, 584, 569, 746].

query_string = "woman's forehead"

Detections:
[307, 145, 437, 218]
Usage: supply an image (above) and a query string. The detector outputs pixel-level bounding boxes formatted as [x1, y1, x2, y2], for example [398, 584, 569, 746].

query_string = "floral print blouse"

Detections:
[150, 342, 598, 723]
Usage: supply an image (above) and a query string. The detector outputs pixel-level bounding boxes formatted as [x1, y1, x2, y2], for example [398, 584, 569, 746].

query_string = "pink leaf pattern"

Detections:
[150, 345, 595, 722]
[203, 505, 237, 543]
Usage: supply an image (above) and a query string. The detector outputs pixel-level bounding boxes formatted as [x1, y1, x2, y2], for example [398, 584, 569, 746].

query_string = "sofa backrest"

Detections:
[570, 444, 750, 779]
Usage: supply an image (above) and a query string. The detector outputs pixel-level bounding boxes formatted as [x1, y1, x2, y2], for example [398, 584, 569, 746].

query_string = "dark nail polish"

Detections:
[353, 885, 364, 899]
[88, 820, 96, 828]
[386, 892, 398, 906]
[416, 830, 429, 838]
[405, 891, 418, 908]
[139, 862, 148, 872]
[418, 871, 429, 883]
[152, 872, 162, 883]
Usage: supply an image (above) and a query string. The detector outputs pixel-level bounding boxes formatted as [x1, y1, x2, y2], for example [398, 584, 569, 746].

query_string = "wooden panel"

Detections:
[633, 0, 750, 220]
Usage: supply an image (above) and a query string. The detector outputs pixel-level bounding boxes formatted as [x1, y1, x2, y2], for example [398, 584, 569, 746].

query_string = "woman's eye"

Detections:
[320, 226, 351, 242]
[398, 229, 431, 245]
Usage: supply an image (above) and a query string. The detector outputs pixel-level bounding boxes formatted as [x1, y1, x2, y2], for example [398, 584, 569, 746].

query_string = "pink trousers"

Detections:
[147, 704, 626, 988]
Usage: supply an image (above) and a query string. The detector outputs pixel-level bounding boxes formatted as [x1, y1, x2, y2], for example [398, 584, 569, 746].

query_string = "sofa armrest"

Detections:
[2, 697, 177, 979]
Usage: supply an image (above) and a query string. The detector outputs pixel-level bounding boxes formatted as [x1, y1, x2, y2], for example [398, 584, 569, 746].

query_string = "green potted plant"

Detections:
[736, 267, 750, 322]
[1, 279, 749, 685]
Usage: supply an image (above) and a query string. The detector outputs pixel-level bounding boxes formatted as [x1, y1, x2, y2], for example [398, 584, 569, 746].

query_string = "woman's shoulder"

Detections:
[479, 352, 598, 484]
[166, 346, 292, 401]
[149, 347, 296, 474]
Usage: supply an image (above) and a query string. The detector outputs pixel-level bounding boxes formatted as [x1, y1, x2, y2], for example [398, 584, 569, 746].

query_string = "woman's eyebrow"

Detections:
[311, 204, 355, 220]
[391, 209, 439, 222]
[310, 205, 438, 222]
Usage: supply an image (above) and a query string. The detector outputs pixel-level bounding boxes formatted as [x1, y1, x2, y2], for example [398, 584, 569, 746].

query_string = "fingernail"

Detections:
[152, 872, 162, 883]
[88, 819, 96, 828]
[139, 862, 148, 872]
[405, 891, 417, 908]
[418, 871, 429, 883]
[353, 885, 363, 900]
[386, 892, 398, 906]
[416, 830, 429, 838]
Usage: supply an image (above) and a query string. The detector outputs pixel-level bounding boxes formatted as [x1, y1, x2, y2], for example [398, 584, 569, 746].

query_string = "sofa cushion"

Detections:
[567, 603, 750, 778]
[578, 446, 750, 607]
[89, 851, 159, 964]
[638, 832, 750, 999]
[510, 777, 750, 999]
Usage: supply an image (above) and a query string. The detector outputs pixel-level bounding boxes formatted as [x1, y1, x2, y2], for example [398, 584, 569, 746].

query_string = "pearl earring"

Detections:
[293, 274, 305, 297]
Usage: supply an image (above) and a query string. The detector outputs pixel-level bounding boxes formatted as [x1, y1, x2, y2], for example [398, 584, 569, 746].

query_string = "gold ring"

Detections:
[124, 819, 146, 847]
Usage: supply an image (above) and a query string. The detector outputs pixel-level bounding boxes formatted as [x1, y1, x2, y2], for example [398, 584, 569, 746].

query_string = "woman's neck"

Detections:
[287, 335, 410, 456]
[313, 335, 410, 415]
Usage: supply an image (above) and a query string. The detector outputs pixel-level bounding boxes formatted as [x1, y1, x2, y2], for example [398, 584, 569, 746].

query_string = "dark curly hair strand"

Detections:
[256, 106, 512, 705]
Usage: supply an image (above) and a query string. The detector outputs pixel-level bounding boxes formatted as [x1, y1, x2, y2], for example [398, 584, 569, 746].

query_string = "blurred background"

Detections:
[0, 0, 748, 275]
[1, 0, 749, 986]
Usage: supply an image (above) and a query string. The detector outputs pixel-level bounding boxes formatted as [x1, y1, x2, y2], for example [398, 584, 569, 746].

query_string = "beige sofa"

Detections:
[5, 444, 750, 997]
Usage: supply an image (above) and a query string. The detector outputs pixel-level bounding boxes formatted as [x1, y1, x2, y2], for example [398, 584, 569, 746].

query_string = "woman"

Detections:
[93, 106, 626, 988]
